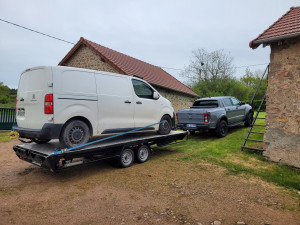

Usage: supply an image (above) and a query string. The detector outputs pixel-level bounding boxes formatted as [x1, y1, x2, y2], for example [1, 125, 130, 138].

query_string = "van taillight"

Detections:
[176, 113, 179, 123]
[44, 94, 53, 114]
[204, 113, 210, 123]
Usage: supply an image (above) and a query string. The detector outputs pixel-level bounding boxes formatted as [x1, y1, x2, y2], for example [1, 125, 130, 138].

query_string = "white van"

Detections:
[15, 66, 175, 148]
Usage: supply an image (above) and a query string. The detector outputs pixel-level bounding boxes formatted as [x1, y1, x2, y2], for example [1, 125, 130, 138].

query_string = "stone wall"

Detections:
[64, 44, 119, 73]
[63, 45, 197, 113]
[154, 86, 197, 113]
[264, 37, 300, 168]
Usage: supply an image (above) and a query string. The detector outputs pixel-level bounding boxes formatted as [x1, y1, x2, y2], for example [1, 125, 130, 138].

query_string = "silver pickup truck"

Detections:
[176, 96, 253, 137]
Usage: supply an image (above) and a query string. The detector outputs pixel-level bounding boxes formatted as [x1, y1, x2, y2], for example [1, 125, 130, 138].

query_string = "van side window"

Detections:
[132, 79, 153, 99]
[223, 98, 233, 106]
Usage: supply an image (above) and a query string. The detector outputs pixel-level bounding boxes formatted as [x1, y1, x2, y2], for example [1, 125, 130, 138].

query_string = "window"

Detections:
[132, 79, 154, 99]
[231, 97, 240, 106]
[223, 98, 233, 107]
[193, 100, 218, 107]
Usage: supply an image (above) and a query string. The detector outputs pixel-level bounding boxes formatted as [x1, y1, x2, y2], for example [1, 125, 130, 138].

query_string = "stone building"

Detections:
[250, 7, 300, 168]
[59, 37, 198, 112]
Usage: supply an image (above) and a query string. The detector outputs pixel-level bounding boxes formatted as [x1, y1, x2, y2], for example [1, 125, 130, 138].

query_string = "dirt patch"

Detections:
[0, 140, 299, 225]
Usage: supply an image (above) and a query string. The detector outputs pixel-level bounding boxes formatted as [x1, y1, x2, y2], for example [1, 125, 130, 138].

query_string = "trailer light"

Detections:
[35, 134, 40, 138]
[204, 113, 210, 123]
[44, 94, 53, 114]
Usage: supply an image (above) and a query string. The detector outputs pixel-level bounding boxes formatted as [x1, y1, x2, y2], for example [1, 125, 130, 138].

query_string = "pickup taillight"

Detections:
[204, 113, 210, 123]
[44, 94, 53, 114]
[176, 113, 179, 123]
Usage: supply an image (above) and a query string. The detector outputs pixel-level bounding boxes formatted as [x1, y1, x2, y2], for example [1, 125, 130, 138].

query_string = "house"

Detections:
[250, 7, 300, 168]
[59, 37, 199, 112]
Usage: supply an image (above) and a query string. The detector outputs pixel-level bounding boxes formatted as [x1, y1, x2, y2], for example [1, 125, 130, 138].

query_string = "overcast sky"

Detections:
[1, 0, 299, 88]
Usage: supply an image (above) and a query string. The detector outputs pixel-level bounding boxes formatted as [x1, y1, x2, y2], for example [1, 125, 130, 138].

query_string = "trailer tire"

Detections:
[31, 138, 51, 144]
[59, 120, 90, 148]
[158, 115, 172, 135]
[118, 148, 134, 168]
[135, 145, 150, 163]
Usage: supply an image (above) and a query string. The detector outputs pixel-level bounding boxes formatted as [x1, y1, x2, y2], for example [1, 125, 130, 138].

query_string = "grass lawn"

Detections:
[165, 112, 300, 191]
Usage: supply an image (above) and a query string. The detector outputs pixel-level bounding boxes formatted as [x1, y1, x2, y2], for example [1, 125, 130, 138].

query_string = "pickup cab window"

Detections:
[231, 97, 240, 106]
[223, 98, 233, 106]
[193, 100, 219, 107]
[132, 79, 154, 99]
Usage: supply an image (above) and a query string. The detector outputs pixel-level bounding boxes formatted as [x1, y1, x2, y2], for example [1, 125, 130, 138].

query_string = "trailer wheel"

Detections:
[118, 148, 134, 168]
[59, 120, 90, 148]
[158, 115, 172, 135]
[135, 145, 150, 163]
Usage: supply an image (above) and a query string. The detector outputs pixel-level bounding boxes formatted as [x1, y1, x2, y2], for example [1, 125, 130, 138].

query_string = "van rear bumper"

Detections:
[14, 123, 63, 140]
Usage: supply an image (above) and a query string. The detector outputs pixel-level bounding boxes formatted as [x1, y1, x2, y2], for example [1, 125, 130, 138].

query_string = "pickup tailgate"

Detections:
[177, 108, 208, 124]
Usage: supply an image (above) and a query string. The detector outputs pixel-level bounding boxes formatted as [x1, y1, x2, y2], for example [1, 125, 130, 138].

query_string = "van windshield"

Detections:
[192, 100, 219, 108]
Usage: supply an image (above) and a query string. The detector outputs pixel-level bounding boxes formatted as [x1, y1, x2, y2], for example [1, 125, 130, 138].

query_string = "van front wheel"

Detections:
[59, 120, 90, 148]
[158, 115, 172, 135]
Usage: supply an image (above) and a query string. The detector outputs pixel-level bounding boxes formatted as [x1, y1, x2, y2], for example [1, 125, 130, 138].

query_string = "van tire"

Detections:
[158, 115, 172, 135]
[59, 120, 90, 148]
[31, 138, 51, 144]
[216, 120, 228, 137]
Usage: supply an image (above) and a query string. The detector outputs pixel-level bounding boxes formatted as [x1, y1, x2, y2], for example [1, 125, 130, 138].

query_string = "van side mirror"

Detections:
[240, 101, 245, 105]
[153, 92, 160, 100]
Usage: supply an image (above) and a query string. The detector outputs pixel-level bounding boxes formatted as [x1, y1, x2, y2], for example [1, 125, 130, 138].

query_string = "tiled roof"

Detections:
[59, 37, 199, 97]
[250, 6, 300, 49]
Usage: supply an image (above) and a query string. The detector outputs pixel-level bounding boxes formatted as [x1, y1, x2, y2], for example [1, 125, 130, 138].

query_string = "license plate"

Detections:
[186, 124, 196, 128]
[18, 110, 25, 117]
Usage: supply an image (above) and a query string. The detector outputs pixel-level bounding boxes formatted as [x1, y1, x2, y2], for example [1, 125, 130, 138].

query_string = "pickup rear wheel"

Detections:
[217, 120, 228, 137]
[59, 120, 90, 148]
[158, 115, 172, 135]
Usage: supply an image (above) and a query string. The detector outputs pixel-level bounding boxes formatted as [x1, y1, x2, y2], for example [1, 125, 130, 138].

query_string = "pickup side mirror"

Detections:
[239, 101, 245, 105]
[153, 92, 160, 100]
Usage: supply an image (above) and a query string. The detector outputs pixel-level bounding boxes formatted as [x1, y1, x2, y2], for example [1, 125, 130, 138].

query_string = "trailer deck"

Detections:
[13, 131, 188, 172]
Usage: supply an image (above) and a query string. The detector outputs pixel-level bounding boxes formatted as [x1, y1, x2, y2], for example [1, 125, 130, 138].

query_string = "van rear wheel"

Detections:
[158, 115, 172, 135]
[59, 120, 90, 148]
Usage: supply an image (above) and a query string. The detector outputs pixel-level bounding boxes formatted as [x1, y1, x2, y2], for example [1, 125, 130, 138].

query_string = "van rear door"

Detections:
[17, 67, 53, 129]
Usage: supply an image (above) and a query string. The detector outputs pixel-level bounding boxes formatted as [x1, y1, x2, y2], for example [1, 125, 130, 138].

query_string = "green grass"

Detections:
[165, 112, 300, 191]
[0, 131, 11, 142]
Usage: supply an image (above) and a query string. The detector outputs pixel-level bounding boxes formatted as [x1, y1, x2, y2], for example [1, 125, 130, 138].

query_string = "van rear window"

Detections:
[192, 100, 219, 107]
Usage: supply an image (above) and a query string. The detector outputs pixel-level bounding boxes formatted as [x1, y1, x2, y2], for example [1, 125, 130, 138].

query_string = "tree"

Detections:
[181, 49, 236, 86]
[181, 49, 245, 98]
[240, 68, 267, 101]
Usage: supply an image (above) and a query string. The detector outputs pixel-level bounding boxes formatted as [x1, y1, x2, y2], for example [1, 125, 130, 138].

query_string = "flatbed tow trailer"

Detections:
[13, 131, 188, 173]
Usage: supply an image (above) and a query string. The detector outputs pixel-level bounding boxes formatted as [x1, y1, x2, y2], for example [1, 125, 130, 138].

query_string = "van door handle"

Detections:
[136, 101, 142, 104]
[20, 98, 24, 102]
[124, 100, 131, 104]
